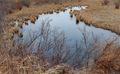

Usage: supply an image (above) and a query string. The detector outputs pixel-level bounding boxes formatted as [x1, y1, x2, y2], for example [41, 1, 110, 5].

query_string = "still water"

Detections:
[14, 6, 120, 67]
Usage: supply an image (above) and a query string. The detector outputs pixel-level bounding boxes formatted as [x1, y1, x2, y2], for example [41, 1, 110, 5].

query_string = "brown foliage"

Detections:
[95, 40, 120, 74]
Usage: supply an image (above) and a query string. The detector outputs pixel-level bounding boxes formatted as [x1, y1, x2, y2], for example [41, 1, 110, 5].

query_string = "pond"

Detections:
[14, 6, 120, 67]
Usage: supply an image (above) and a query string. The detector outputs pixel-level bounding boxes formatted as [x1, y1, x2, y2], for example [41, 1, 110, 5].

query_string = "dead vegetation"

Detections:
[92, 38, 120, 74]
[72, 0, 120, 35]
[1, 19, 120, 74]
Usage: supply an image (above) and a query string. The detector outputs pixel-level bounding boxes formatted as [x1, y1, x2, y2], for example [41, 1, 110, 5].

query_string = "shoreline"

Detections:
[72, 0, 120, 35]
[4, 0, 120, 35]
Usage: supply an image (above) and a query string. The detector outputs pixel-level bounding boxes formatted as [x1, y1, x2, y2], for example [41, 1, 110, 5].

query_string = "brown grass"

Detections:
[0, 0, 120, 74]
[72, 0, 120, 35]
[92, 38, 120, 74]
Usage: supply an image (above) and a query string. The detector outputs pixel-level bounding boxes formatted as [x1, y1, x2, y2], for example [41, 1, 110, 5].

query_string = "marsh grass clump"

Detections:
[114, 0, 120, 9]
[49, 11, 53, 14]
[9, 27, 19, 34]
[102, 0, 109, 5]
[56, 11, 60, 14]
[19, 32, 23, 38]
[63, 9, 66, 12]
[24, 21, 28, 25]
[36, 16, 39, 20]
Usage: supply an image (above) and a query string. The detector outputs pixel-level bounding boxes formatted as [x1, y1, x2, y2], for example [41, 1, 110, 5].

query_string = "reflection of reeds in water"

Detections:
[56, 11, 59, 13]
[9, 20, 24, 40]
[70, 14, 73, 18]
[36, 15, 39, 20]
[95, 38, 120, 74]
[24, 15, 36, 24]
[76, 19, 79, 24]
[2, 19, 120, 74]
[24, 21, 28, 25]
[49, 11, 53, 14]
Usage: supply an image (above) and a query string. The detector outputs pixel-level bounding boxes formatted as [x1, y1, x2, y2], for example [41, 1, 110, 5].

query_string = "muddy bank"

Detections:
[71, 0, 120, 35]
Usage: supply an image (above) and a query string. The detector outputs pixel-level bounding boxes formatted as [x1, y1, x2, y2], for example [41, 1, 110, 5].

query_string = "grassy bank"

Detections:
[5, 0, 120, 35]
[72, 0, 120, 35]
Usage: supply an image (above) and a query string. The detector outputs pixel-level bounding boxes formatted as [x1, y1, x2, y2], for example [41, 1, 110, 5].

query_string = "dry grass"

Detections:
[3, 0, 81, 37]
[91, 38, 120, 74]
[72, 0, 120, 35]
[0, 0, 120, 74]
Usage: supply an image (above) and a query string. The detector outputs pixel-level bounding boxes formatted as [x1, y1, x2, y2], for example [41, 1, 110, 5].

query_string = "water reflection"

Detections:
[14, 6, 120, 67]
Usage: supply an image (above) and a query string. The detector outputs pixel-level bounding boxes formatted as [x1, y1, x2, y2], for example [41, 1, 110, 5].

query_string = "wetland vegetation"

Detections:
[0, 0, 120, 74]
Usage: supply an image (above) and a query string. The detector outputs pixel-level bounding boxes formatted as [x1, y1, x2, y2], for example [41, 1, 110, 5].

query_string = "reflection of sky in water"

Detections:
[20, 6, 120, 49]
[22, 7, 120, 46]
[15, 6, 120, 66]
